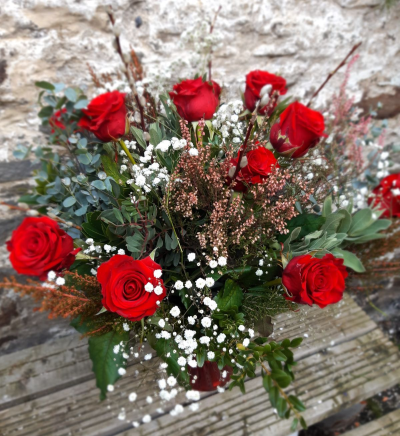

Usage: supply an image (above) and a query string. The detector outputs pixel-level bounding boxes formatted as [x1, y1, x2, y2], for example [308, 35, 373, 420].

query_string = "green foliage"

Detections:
[88, 330, 129, 400]
[283, 199, 391, 272]
[277, 214, 325, 243]
[214, 279, 243, 312]
[70, 316, 129, 401]
[101, 155, 129, 184]
[152, 337, 190, 386]
[230, 336, 306, 428]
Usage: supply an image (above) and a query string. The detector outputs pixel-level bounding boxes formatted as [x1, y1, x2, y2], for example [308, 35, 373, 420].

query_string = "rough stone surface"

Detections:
[0, 0, 400, 155]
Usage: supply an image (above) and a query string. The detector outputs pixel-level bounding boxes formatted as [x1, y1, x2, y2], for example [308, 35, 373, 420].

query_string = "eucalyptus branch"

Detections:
[0, 202, 82, 230]
[306, 42, 362, 107]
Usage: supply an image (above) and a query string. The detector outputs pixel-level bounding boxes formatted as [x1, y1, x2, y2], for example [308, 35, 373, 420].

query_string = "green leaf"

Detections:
[214, 279, 243, 311]
[101, 155, 129, 184]
[350, 218, 391, 238]
[38, 106, 54, 118]
[278, 214, 325, 243]
[152, 338, 190, 385]
[290, 337, 303, 348]
[126, 233, 145, 253]
[149, 123, 162, 146]
[70, 315, 92, 334]
[273, 350, 288, 362]
[300, 417, 308, 430]
[197, 347, 206, 368]
[288, 395, 306, 412]
[91, 180, 106, 190]
[75, 205, 88, 216]
[262, 374, 273, 392]
[95, 307, 108, 316]
[290, 418, 299, 432]
[271, 369, 291, 388]
[337, 209, 352, 233]
[321, 210, 347, 235]
[65, 87, 78, 102]
[131, 126, 147, 149]
[165, 232, 173, 250]
[82, 211, 108, 242]
[322, 196, 332, 217]
[63, 196, 76, 208]
[88, 329, 129, 400]
[74, 99, 88, 110]
[170, 232, 179, 250]
[347, 233, 386, 244]
[113, 208, 124, 224]
[331, 248, 366, 273]
[269, 386, 279, 408]
[276, 397, 287, 418]
[348, 208, 373, 235]
[35, 81, 55, 91]
[78, 153, 92, 165]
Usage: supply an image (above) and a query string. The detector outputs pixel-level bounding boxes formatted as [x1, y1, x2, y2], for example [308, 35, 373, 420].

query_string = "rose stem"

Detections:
[231, 104, 259, 181]
[119, 139, 136, 165]
[107, 8, 146, 132]
[207, 6, 222, 81]
[306, 42, 362, 107]
[0, 202, 82, 230]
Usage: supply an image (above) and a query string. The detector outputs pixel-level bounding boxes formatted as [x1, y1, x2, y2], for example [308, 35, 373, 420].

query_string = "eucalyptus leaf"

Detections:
[63, 196, 76, 208]
[65, 87, 78, 102]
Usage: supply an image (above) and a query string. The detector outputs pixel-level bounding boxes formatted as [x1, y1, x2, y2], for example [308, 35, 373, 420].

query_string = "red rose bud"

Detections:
[188, 361, 233, 392]
[368, 173, 400, 218]
[169, 77, 221, 122]
[97, 254, 166, 321]
[78, 91, 127, 142]
[244, 70, 287, 115]
[49, 108, 67, 132]
[229, 146, 279, 192]
[282, 254, 348, 308]
[6, 217, 79, 281]
[270, 101, 326, 158]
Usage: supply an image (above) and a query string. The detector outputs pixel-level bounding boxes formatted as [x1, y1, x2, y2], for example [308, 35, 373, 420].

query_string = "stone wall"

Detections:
[1, 0, 400, 152]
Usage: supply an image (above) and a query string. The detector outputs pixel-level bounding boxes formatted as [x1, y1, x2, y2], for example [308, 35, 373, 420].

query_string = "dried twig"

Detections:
[107, 7, 146, 131]
[306, 42, 362, 107]
[208, 6, 222, 81]
[231, 103, 259, 181]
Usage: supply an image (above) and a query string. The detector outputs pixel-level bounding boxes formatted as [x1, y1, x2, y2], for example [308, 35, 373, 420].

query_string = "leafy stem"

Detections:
[260, 361, 303, 422]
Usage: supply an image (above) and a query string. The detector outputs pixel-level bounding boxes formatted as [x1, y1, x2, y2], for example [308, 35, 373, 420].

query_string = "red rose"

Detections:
[368, 173, 400, 218]
[282, 253, 348, 308]
[188, 361, 233, 392]
[270, 102, 326, 158]
[229, 146, 279, 192]
[169, 77, 221, 122]
[97, 254, 166, 321]
[78, 91, 127, 142]
[49, 108, 67, 132]
[6, 217, 79, 281]
[244, 70, 287, 115]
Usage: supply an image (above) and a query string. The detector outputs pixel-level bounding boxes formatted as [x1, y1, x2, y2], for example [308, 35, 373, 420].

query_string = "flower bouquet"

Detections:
[2, 13, 400, 432]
